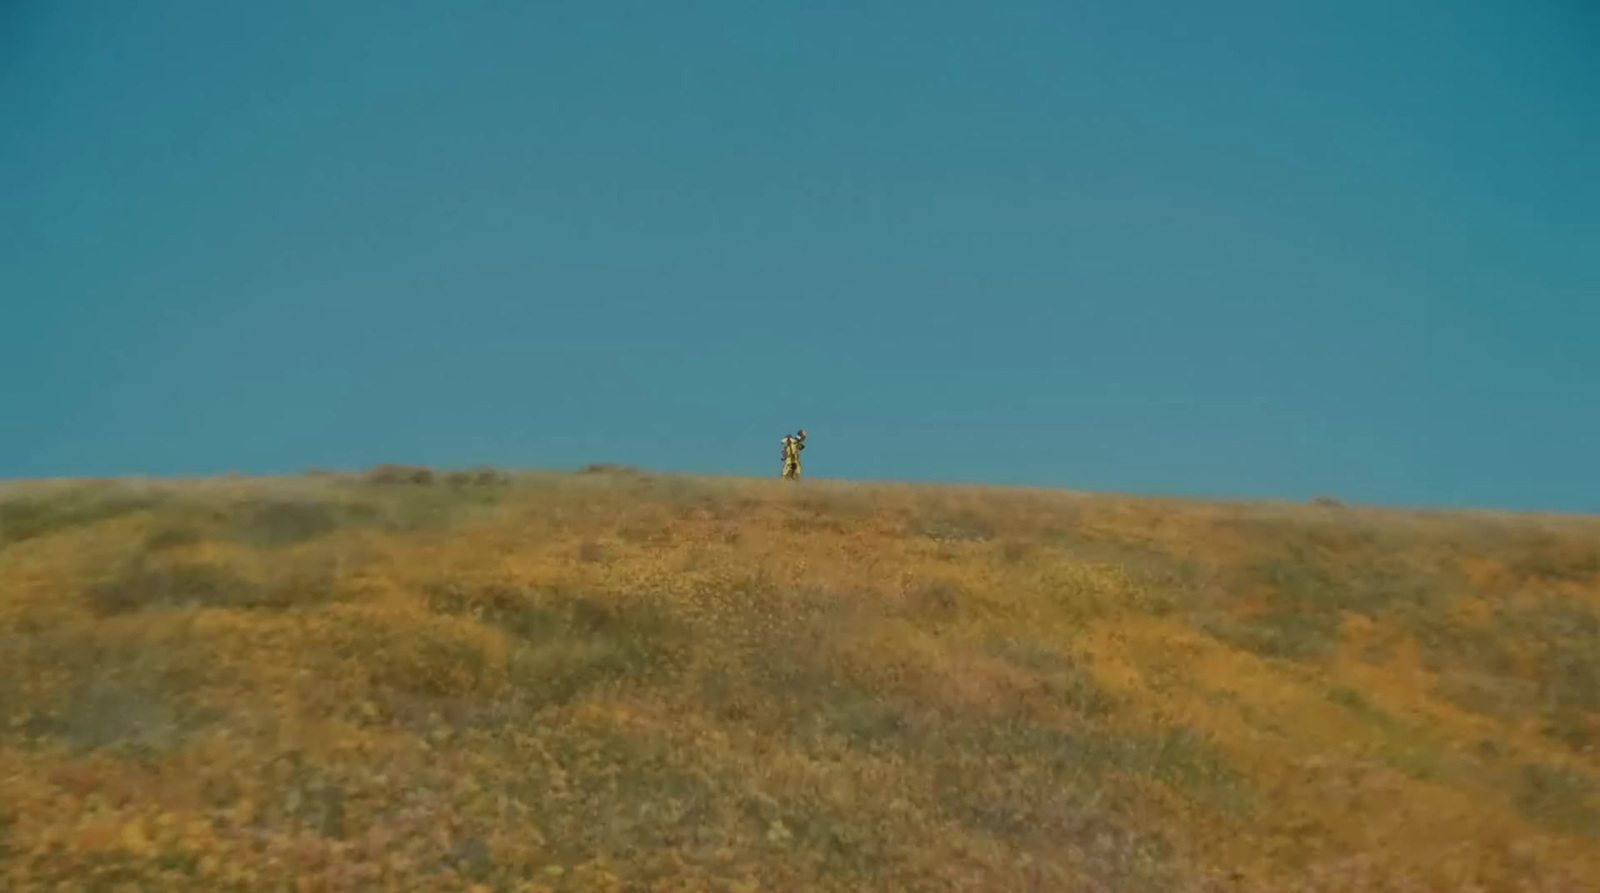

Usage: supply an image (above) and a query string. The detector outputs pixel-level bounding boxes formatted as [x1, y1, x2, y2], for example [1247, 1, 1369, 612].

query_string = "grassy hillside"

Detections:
[2, 469, 1598, 892]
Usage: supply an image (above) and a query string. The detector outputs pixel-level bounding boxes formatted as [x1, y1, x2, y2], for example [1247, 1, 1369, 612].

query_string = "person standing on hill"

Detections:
[782, 429, 806, 480]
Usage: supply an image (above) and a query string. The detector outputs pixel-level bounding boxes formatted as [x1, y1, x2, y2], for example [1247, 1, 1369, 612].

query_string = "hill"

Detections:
[2, 469, 1598, 892]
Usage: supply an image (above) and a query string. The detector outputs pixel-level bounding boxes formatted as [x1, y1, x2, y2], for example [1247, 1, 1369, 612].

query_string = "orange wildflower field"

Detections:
[2, 469, 1597, 891]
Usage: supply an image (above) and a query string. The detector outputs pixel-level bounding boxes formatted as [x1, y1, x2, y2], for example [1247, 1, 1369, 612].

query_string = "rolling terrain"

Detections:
[2, 468, 1598, 891]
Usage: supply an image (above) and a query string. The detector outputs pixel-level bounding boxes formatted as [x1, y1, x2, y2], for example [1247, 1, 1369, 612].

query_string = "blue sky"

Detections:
[3, 1, 1596, 511]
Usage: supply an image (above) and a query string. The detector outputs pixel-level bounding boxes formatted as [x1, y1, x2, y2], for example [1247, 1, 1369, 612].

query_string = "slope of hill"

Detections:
[2, 469, 1598, 892]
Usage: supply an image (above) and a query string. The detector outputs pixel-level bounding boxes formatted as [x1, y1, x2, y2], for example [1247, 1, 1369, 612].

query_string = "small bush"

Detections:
[341, 614, 505, 700]
[145, 493, 464, 550]
[907, 579, 964, 625]
[0, 484, 166, 548]
[143, 521, 204, 551]
[3, 625, 227, 753]
[423, 579, 564, 638]
[364, 464, 436, 486]
[85, 556, 334, 615]
[615, 515, 672, 544]
[420, 585, 684, 708]
[1508, 536, 1600, 583]
[86, 561, 257, 615]
[444, 466, 510, 488]
[1433, 671, 1539, 723]
[1517, 763, 1600, 838]
[1310, 495, 1345, 508]
[424, 580, 679, 654]
[580, 463, 639, 475]
[818, 690, 911, 745]
[914, 510, 995, 544]
[37, 678, 190, 754]
[1199, 609, 1343, 661]
[989, 637, 1116, 716]
[1326, 686, 1389, 722]
[231, 497, 346, 547]
[1465, 601, 1600, 752]
[509, 638, 638, 707]
[1194, 541, 1459, 663]
[999, 538, 1032, 563]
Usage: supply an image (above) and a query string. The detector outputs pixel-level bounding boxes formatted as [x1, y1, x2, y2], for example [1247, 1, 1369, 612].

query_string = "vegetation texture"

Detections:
[2, 470, 1598, 892]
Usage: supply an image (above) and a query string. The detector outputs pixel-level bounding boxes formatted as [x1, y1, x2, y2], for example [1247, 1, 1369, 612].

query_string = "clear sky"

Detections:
[3, 1, 1596, 511]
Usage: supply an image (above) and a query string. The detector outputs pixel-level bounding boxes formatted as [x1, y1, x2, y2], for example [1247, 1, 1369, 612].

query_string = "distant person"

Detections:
[781, 435, 797, 479]
[782, 429, 806, 480]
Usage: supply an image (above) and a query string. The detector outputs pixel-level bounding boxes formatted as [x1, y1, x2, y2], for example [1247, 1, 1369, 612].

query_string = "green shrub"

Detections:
[914, 510, 995, 544]
[906, 579, 965, 625]
[444, 467, 510, 488]
[0, 484, 166, 548]
[422, 580, 681, 708]
[231, 497, 347, 546]
[1517, 763, 1600, 838]
[990, 637, 1118, 717]
[143, 521, 204, 551]
[364, 464, 436, 486]
[85, 556, 334, 615]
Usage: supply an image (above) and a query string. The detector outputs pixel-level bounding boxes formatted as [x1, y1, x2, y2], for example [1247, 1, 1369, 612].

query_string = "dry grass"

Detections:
[2, 472, 1598, 891]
